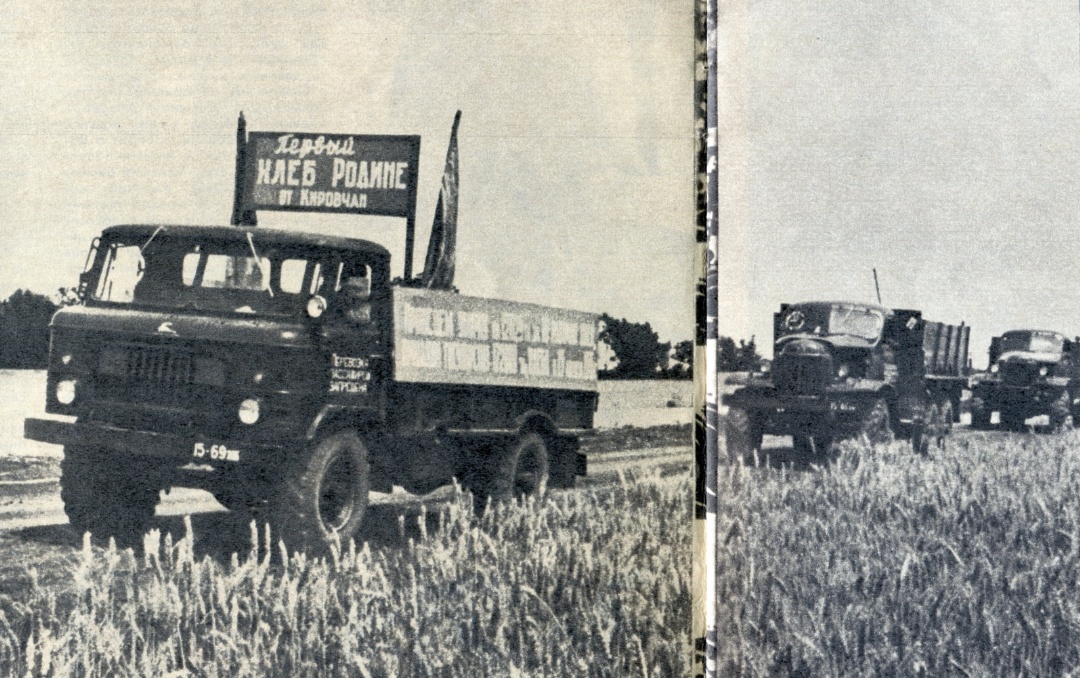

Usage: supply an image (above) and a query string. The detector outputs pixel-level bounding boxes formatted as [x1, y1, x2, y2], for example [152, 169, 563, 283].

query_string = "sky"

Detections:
[717, 0, 1080, 366]
[0, 1, 696, 344]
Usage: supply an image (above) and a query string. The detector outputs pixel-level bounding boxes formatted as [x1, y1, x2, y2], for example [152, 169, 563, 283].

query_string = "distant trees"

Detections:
[598, 314, 672, 379]
[0, 290, 60, 369]
[718, 336, 761, 372]
[597, 314, 762, 379]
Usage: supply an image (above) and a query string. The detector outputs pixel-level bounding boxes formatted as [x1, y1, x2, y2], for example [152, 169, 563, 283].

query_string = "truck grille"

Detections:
[773, 355, 833, 395]
[96, 343, 199, 407]
[126, 346, 195, 386]
[1000, 362, 1040, 386]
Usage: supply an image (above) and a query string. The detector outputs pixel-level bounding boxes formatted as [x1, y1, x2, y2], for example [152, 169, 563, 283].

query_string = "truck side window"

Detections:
[279, 259, 308, 294]
[337, 264, 372, 324]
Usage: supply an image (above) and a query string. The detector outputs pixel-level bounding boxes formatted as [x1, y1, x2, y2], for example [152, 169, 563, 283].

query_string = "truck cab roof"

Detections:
[101, 224, 391, 261]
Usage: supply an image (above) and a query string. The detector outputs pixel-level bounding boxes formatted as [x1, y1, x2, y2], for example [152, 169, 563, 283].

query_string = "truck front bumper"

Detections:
[724, 388, 873, 436]
[24, 417, 285, 467]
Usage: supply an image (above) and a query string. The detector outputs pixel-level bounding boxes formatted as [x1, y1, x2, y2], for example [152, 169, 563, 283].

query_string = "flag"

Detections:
[421, 111, 461, 289]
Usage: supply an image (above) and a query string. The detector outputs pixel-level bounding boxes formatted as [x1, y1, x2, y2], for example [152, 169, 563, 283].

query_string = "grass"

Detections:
[0, 471, 691, 677]
[715, 430, 1080, 677]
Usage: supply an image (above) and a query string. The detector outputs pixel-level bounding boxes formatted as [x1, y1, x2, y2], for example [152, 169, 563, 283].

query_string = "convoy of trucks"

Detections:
[17, 114, 1080, 552]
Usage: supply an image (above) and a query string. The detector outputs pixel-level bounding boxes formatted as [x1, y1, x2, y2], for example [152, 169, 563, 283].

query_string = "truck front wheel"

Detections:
[1050, 391, 1071, 431]
[724, 408, 762, 463]
[970, 396, 992, 430]
[271, 431, 370, 554]
[858, 399, 894, 446]
[61, 446, 160, 545]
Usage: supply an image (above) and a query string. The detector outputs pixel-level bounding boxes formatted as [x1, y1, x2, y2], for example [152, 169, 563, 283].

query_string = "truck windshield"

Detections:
[999, 331, 1063, 356]
[89, 234, 335, 316]
[778, 304, 884, 342]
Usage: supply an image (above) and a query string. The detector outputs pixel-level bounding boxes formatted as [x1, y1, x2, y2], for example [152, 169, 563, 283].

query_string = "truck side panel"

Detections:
[391, 287, 599, 393]
[386, 382, 597, 434]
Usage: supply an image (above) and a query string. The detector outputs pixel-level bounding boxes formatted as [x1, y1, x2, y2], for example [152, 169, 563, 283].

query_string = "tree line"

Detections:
[0, 291, 762, 377]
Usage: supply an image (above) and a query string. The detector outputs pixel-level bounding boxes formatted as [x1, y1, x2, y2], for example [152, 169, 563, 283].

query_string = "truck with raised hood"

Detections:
[723, 301, 970, 461]
[23, 113, 599, 551]
[969, 330, 1080, 431]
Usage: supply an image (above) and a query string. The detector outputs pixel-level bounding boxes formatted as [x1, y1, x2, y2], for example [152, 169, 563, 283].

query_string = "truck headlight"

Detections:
[56, 379, 77, 405]
[238, 398, 260, 425]
[990, 364, 999, 373]
[1040, 366, 1049, 377]
[836, 364, 850, 379]
[306, 295, 327, 319]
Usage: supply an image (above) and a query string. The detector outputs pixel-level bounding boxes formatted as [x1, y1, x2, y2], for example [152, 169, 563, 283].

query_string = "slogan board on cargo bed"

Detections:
[241, 132, 420, 218]
[392, 288, 599, 392]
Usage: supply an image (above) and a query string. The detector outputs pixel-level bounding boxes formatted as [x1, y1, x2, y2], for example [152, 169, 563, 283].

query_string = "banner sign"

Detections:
[241, 132, 420, 218]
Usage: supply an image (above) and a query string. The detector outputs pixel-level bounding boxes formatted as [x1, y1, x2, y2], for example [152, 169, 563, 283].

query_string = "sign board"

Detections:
[241, 132, 420, 218]
[392, 287, 599, 392]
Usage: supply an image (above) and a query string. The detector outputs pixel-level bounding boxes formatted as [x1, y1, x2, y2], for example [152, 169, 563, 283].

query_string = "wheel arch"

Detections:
[514, 410, 559, 439]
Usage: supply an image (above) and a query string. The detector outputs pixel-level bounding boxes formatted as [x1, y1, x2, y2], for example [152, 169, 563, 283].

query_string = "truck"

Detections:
[23, 224, 599, 550]
[969, 330, 1080, 431]
[723, 301, 970, 461]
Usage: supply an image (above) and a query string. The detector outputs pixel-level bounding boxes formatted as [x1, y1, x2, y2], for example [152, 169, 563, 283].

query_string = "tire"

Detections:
[970, 396, 992, 430]
[1050, 391, 1071, 431]
[911, 404, 935, 456]
[937, 400, 954, 446]
[858, 399, 894, 446]
[270, 431, 370, 554]
[489, 432, 550, 500]
[61, 446, 160, 546]
[724, 408, 763, 463]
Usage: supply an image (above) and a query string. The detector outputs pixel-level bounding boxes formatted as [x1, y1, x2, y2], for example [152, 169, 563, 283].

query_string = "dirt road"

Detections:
[0, 438, 691, 588]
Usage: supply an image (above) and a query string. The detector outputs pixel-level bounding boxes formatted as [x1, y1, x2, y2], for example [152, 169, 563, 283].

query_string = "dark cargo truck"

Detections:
[24, 224, 598, 550]
[969, 330, 1080, 431]
[724, 301, 970, 461]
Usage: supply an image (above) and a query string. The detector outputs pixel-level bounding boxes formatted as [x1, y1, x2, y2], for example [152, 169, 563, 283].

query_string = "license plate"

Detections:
[193, 442, 239, 462]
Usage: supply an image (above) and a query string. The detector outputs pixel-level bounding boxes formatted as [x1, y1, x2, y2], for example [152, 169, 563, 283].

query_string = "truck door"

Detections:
[319, 259, 390, 411]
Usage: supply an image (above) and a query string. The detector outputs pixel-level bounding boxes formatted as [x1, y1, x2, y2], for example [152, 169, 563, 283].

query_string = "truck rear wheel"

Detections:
[937, 400, 954, 445]
[61, 446, 160, 545]
[270, 431, 370, 554]
[490, 432, 550, 500]
[724, 408, 762, 463]
[858, 399, 894, 446]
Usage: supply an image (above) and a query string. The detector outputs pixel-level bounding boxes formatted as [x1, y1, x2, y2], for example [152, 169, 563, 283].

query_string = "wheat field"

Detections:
[0, 473, 691, 677]
[715, 430, 1080, 676]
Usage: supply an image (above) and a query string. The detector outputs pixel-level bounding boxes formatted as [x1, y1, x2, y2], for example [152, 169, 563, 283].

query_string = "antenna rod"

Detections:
[873, 268, 882, 305]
